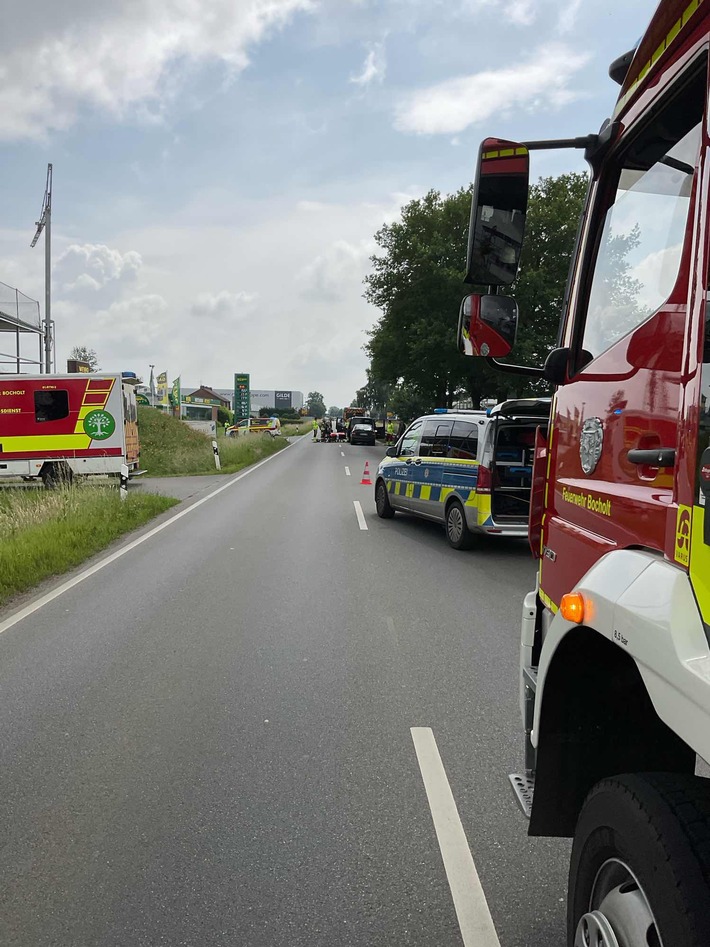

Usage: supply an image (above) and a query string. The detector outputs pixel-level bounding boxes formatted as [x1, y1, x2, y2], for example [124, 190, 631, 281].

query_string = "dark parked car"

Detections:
[350, 421, 376, 445]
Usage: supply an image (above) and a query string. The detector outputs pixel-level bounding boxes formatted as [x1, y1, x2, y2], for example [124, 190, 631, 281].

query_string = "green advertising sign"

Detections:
[234, 373, 250, 420]
[170, 376, 181, 411]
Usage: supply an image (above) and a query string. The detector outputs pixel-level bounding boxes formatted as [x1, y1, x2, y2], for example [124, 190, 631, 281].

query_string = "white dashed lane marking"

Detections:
[411, 727, 501, 947]
[353, 500, 368, 530]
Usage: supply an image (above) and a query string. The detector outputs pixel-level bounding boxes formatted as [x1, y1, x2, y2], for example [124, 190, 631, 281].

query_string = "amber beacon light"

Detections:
[560, 592, 586, 624]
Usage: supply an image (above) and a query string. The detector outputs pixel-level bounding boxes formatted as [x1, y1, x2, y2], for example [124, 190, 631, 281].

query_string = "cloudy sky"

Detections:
[0, 0, 656, 406]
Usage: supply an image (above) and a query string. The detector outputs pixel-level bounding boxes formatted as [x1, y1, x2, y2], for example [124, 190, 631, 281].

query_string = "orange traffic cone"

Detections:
[360, 461, 373, 485]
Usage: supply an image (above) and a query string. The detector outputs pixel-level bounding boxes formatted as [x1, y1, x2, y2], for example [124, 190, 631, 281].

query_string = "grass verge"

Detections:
[0, 486, 178, 607]
[138, 407, 288, 476]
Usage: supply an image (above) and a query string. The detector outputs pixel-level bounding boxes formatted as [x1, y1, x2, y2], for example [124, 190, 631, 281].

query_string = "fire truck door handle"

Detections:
[627, 448, 676, 467]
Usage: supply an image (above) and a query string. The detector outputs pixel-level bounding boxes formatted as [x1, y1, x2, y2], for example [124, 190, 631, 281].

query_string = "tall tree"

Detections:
[69, 345, 100, 371]
[510, 173, 591, 374]
[306, 391, 326, 418]
[363, 173, 589, 405]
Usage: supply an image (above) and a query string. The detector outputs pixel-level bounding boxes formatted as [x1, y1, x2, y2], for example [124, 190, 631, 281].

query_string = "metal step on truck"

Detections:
[458, 0, 710, 943]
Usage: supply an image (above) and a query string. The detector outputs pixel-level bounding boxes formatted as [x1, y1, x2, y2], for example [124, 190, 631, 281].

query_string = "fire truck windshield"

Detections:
[581, 69, 705, 363]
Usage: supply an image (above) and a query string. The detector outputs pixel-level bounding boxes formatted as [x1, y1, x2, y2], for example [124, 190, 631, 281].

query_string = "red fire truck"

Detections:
[459, 1, 710, 942]
[0, 373, 140, 486]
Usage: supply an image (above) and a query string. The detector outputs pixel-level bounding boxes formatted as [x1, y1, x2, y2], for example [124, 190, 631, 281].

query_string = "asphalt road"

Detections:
[0, 435, 570, 947]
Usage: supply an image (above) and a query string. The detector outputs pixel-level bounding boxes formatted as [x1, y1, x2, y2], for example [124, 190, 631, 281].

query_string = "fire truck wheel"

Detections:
[568, 773, 710, 947]
[445, 499, 474, 549]
[375, 480, 395, 519]
[41, 463, 73, 489]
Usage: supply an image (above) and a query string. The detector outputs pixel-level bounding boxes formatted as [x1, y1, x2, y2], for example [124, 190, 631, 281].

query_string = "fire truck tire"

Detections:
[375, 480, 395, 518]
[445, 499, 474, 549]
[568, 773, 710, 947]
[41, 463, 73, 489]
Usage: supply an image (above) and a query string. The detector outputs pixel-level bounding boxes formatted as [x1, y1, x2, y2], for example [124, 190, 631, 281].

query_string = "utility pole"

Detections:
[31, 164, 53, 373]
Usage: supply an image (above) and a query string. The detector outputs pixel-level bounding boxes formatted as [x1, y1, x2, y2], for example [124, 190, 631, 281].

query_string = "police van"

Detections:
[375, 399, 550, 548]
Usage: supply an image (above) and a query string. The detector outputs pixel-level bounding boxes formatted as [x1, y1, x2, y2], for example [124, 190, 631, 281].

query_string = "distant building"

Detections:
[250, 389, 304, 413]
[183, 386, 230, 407]
[180, 386, 303, 414]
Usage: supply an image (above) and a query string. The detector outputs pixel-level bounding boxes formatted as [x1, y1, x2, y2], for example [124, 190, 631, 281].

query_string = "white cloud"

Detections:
[55, 243, 142, 294]
[394, 43, 590, 135]
[0, 0, 315, 141]
[94, 295, 169, 347]
[190, 290, 257, 321]
[457, 0, 536, 26]
[350, 42, 387, 86]
[557, 0, 583, 34]
[297, 239, 373, 302]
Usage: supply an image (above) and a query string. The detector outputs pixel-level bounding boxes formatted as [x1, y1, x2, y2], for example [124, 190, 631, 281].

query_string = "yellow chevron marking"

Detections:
[614, 0, 705, 117]
[0, 434, 92, 452]
[539, 588, 559, 615]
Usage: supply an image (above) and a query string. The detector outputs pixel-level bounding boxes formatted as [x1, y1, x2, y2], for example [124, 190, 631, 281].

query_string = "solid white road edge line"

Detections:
[0, 440, 296, 637]
[345, 466, 351, 476]
[353, 500, 368, 530]
[411, 727, 501, 947]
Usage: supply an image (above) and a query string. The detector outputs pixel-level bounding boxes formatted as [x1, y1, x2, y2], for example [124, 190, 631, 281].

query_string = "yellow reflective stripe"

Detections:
[476, 493, 492, 523]
[420, 484, 431, 501]
[440, 487, 454, 503]
[394, 481, 402, 496]
[539, 588, 559, 614]
[0, 434, 92, 451]
[482, 146, 529, 160]
[614, 0, 704, 117]
[417, 457, 479, 467]
[406, 483, 414, 498]
[690, 505, 710, 624]
[674, 505, 692, 566]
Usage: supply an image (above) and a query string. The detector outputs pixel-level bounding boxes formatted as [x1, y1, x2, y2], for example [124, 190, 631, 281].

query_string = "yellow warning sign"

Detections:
[675, 505, 692, 567]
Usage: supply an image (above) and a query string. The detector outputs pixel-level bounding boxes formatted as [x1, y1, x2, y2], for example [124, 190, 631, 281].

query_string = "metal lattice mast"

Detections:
[31, 164, 53, 373]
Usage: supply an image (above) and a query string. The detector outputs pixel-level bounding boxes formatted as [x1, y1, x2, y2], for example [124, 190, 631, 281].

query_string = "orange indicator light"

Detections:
[560, 592, 585, 624]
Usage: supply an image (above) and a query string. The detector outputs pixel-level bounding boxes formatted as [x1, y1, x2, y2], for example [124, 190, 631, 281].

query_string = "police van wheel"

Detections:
[375, 480, 395, 519]
[568, 773, 710, 947]
[445, 500, 473, 550]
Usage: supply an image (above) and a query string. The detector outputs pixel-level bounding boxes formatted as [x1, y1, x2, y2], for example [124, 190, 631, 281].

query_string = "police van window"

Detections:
[399, 421, 422, 457]
[448, 421, 478, 459]
[34, 390, 69, 423]
[420, 419, 452, 457]
[579, 67, 704, 366]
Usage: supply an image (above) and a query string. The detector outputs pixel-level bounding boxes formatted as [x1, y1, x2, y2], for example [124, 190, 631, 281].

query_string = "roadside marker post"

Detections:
[120, 463, 129, 501]
[212, 439, 221, 471]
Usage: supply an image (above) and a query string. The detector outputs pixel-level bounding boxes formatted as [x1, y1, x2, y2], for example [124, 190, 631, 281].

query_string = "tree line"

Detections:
[360, 172, 589, 419]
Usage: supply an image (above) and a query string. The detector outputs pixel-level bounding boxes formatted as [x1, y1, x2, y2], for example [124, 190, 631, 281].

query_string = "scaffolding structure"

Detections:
[0, 281, 45, 373]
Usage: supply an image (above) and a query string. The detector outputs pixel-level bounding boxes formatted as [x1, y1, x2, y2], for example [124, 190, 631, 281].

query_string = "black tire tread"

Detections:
[445, 499, 473, 550]
[570, 772, 710, 946]
[375, 480, 395, 519]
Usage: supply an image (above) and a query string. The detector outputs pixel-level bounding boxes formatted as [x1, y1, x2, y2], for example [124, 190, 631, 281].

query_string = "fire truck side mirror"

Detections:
[465, 137, 529, 286]
[457, 293, 517, 358]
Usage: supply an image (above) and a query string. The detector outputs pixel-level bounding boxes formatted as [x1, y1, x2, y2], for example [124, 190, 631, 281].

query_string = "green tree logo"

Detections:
[83, 410, 116, 440]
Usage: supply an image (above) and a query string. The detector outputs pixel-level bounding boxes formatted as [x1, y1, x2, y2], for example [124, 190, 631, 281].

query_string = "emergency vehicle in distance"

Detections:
[0, 373, 140, 487]
[375, 400, 549, 548]
[459, 0, 710, 942]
